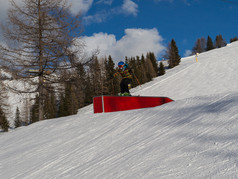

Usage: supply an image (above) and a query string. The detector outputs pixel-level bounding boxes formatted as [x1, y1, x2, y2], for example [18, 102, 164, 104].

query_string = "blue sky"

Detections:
[79, 0, 238, 60]
[0, 0, 238, 61]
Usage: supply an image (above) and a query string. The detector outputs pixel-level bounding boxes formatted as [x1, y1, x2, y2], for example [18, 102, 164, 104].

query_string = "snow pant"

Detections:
[120, 78, 132, 93]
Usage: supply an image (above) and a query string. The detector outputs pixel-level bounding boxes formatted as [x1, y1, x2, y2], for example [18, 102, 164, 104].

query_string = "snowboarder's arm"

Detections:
[113, 72, 120, 78]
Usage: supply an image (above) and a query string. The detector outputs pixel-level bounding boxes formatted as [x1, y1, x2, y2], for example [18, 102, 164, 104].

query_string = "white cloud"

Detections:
[81, 32, 117, 53]
[83, 0, 138, 24]
[0, 0, 23, 41]
[0, 0, 24, 20]
[80, 28, 165, 62]
[69, 0, 94, 15]
[0, 0, 93, 19]
[0, 0, 9, 20]
[122, 0, 138, 16]
[0, 0, 93, 40]
[184, 50, 192, 57]
[0, 0, 93, 18]
[96, 0, 114, 5]
[83, 11, 108, 24]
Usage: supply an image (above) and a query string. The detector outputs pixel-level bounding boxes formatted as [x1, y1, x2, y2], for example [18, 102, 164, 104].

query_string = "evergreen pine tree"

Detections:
[167, 39, 181, 68]
[140, 54, 148, 83]
[63, 83, 72, 116]
[125, 56, 129, 64]
[106, 56, 115, 77]
[90, 57, 102, 96]
[0, 105, 9, 132]
[215, 34, 226, 48]
[135, 56, 144, 86]
[58, 93, 67, 117]
[69, 83, 79, 115]
[230, 36, 238, 43]
[84, 74, 94, 105]
[144, 58, 156, 81]
[200, 37, 207, 52]
[158, 62, 165, 76]
[105, 56, 116, 95]
[44, 90, 57, 119]
[128, 57, 138, 87]
[192, 38, 206, 54]
[206, 36, 214, 51]
[75, 62, 87, 108]
[147, 52, 159, 75]
[14, 107, 21, 128]
[192, 39, 202, 54]
[30, 95, 39, 124]
[100, 58, 109, 95]
[0, 80, 8, 123]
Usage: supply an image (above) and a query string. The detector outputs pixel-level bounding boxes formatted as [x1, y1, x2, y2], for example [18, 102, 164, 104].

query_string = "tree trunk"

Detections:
[38, 0, 44, 121]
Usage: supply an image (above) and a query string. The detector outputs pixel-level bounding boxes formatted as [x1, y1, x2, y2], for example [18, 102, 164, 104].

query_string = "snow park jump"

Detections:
[93, 96, 173, 113]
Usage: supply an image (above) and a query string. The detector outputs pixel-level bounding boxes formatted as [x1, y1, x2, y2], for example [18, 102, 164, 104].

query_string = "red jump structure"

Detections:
[93, 96, 173, 113]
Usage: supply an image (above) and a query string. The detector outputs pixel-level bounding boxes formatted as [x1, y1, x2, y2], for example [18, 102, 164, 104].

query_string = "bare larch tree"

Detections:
[0, 0, 83, 121]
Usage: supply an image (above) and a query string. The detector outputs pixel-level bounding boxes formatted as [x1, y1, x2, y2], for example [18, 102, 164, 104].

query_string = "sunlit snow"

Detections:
[1, 42, 238, 178]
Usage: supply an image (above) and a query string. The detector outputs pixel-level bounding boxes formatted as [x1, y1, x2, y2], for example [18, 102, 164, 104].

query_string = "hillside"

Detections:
[1, 41, 238, 178]
[132, 42, 238, 100]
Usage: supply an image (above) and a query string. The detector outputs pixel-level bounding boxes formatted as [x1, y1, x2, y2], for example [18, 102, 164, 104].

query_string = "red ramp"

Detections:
[93, 96, 173, 113]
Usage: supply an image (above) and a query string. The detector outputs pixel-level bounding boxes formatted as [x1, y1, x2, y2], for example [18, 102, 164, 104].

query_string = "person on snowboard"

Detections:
[113, 61, 132, 96]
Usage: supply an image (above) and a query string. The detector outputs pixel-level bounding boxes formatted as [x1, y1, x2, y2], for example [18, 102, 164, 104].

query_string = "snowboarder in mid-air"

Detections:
[113, 61, 132, 96]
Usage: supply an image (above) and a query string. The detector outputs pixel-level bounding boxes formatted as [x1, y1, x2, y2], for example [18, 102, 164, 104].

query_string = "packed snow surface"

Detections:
[1, 42, 238, 178]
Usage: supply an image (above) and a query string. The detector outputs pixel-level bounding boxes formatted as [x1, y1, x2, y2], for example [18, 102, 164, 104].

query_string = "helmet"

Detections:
[118, 61, 124, 66]
[118, 61, 124, 69]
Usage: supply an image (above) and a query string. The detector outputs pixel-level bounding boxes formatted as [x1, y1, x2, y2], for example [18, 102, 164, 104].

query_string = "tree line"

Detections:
[2, 30, 237, 132]
[1, 34, 182, 131]
[1, 51, 169, 131]
[192, 34, 238, 54]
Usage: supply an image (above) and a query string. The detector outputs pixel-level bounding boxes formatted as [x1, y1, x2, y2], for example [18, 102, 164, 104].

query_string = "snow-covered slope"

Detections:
[132, 42, 238, 100]
[1, 42, 238, 178]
